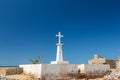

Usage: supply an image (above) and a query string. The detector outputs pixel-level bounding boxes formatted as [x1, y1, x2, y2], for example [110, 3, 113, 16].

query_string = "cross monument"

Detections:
[51, 32, 69, 64]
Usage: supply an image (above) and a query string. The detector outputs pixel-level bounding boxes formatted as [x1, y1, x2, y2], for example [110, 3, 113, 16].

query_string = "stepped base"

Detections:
[51, 61, 69, 64]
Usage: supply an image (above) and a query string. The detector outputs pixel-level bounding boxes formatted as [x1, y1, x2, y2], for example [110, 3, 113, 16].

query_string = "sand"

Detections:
[6, 74, 38, 80]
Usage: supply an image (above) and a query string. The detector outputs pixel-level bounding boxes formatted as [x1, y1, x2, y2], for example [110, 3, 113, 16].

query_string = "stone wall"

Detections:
[78, 64, 110, 76]
[106, 59, 116, 68]
[19, 64, 42, 78]
[41, 64, 77, 79]
[88, 58, 106, 64]
[0, 68, 23, 76]
[116, 61, 120, 69]
[88, 54, 116, 69]
[19, 64, 78, 79]
[116, 57, 120, 69]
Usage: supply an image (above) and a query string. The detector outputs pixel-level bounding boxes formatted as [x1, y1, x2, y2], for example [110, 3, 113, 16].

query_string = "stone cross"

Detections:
[56, 32, 63, 44]
[51, 32, 69, 64]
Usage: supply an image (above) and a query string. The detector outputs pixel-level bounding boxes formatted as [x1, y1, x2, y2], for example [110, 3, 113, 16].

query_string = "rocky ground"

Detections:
[104, 69, 120, 80]
[0, 68, 120, 80]
[0, 73, 108, 80]
[0, 75, 106, 80]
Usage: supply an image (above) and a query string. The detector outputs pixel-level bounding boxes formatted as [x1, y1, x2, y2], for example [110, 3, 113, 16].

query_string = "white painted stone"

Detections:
[116, 57, 120, 69]
[78, 64, 110, 75]
[19, 64, 77, 79]
[19, 64, 42, 78]
[51, 61, 69, 64]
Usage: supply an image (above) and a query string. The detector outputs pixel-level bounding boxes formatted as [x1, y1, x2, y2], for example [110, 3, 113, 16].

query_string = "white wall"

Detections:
[41, 64, 77, 79]
[19, 64, 78, 79]
[19, 64, 42, 78]
[78, 64, 110, 76]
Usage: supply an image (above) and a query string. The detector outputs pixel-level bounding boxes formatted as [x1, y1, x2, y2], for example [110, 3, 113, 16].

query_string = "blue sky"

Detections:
[0, 0, 120, 66]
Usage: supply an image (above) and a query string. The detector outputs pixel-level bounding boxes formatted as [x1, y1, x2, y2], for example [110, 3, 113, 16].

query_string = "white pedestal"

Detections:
[51, 61, 69, 64]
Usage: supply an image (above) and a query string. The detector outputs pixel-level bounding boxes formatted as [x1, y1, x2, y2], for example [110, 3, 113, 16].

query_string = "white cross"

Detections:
[56, 32, 63, 44]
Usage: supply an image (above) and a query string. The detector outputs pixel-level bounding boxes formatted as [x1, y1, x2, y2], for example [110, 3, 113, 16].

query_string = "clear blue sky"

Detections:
[0, 0, 120, 66]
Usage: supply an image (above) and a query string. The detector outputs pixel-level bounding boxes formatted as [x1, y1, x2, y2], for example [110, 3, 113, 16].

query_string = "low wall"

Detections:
[78, 64, 110, 76]
[19, 64, 78, 79]
[19, 64, 42, 78]
[41, 64, 78, 79]
[0, 68, 23, 76]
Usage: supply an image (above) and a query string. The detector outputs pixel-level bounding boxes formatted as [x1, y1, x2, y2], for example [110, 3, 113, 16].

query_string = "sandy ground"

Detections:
[5, 75, 106, 80]
[6, 74, 38, 80]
